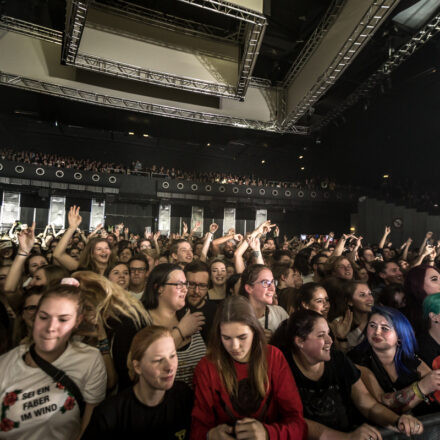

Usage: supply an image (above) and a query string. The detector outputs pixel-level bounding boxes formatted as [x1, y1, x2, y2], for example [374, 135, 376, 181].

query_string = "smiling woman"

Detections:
[272, 309, 424, 439]
[142, 264, 206, 386]
[0, 284, 107, 440]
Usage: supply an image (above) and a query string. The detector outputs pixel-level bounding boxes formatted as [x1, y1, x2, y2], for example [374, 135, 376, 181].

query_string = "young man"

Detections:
[128, 255, 149, 300]
[184, 261, 218, 343]
[170, 239, 193, 268]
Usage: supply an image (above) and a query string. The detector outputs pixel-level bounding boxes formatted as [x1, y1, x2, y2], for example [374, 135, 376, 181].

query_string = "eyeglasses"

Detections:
[252, 279, 278, 288]
[130, 267, 146, 273]
[23, 305, 38, 312]
[164, 282, 189, 290]
[188, 282, 209, 291]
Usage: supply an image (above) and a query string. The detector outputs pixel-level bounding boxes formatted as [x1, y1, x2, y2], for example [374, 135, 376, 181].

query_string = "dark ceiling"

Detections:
[0, 0, 439, 185]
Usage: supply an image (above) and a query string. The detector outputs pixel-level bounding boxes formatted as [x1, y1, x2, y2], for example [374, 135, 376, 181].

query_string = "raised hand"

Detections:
[18, 222, 36, 254]
[67, 206, 82, 230]
[209, 223, 219, 234]
[332, 308, 353, 339]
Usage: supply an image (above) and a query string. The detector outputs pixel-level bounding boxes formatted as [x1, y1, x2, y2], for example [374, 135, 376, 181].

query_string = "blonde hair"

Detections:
[127, 326, 171, 382]
[72, 271, 149, 328]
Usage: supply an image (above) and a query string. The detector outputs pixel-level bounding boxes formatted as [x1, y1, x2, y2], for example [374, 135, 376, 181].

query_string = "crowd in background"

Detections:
[0, 209, 439, 438]
[0, 148, 336, 190]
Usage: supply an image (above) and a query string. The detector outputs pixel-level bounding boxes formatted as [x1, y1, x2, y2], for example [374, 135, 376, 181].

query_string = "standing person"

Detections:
[271, 309, 423, 439]
[185, 261, 218, 344]
[418, 293, 440, 368]
[239, 264, 288, 340]
[207, 259, 228, 302]
[349, 305, 440, 416]
[53, 206, 116, 275]
[83, 326, 193, 438]
[128, 256, 149, 300]
[0, 284, 107, 439]
[142, 264, 206, 386]
[170, 240, 193, 268]
[191, 295, 307, 440]
[105, 262, 130, 290]
[330, 281, 374, 352]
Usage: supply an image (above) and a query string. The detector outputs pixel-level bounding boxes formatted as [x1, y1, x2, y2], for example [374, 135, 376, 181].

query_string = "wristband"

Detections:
[173, 326, 185, 341]
[412, 381, 430, 404]
[17, 253, 29, 257]
[253, 251, 261, 257]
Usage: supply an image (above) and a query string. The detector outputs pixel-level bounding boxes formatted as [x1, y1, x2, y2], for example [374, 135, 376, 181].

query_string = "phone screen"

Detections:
[300, 234, 306, 241]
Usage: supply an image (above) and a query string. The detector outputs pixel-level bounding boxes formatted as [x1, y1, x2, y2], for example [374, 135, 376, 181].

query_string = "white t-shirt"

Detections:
[258, 305, 289, 333]
[0, 342, 107, 440]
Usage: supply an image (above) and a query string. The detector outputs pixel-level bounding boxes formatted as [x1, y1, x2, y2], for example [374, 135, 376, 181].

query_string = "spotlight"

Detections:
[128, 131, 134, 135]
[299, 155, 304, 159]
[261, 160, 266, 164]
[383, 174, 389, 179]
[143, 134, 149, 138]
[206, 143, 211, 147]
[301, 167, 305, 170]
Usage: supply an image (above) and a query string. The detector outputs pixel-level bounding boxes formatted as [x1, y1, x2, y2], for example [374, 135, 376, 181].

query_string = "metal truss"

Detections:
[0, 16, 62, 44]
[282, 0, 346, 89]
[177, 0, 266, 24]
[62, 0, 89, 64]
[281, 0, 399, 129]
[72, 54, 237, 98]
[0, 72, 308, 134]
[91, 0, 242, 43]
[178, 0, 267, 98]
[313, 10, 440, 131]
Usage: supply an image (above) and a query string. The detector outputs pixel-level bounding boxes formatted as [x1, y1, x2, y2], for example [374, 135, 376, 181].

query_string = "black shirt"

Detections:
[283, 348, 362, 432]
[417, 330, 440, 369]
[83, 381, 193, 438]
[189, 298, 218, 343]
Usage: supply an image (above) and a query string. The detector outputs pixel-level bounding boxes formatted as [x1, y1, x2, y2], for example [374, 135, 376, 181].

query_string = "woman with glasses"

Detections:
[239, 264, 288, 341]
[191, 295, 307, 440]
[142, 263, 206, 386]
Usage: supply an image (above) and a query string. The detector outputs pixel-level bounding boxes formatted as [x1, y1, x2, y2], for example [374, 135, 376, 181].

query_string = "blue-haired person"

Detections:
[349, 305, 440, 416]
[418, 293, 440, 369]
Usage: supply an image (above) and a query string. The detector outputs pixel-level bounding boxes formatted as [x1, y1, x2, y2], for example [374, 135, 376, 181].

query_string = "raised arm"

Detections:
[211, 227, 235, 256]
[401, 238, 412, 262]
[200, 223, 218, 263]
[53, 206, 81, 271]
[379, 226, 391, 249]
[4, 222, 36, 298]
[333, 234, 349, 257]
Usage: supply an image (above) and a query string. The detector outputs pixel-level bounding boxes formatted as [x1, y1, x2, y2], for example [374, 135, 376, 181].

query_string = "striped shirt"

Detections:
[176, 331, 206, 387]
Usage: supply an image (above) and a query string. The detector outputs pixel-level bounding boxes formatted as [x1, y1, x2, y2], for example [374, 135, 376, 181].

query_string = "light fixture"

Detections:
[143, 133, 149, 138]
[301, 167, 305, 170]
[206, 143, 211, 147]
[383, 174, 389, 179]
[299, 155, 304, 159]
[261, 160, 266, 164]
[128, 131, 134, 135]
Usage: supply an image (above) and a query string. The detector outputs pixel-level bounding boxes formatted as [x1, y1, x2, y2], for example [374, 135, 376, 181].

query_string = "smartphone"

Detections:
[300, 234, 306, 241]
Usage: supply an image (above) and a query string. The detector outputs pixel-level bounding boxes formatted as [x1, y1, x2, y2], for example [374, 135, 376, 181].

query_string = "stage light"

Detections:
[301, 167, 305, 170]
[206, 143, 211, 147]
[128, 131, 134, 135]
[261, 160, 266, 164]
[350, 227, 356, 232]
[299, 155, 304, 159]
[143, 133, 149, 137]
[383, 174, 389, 178]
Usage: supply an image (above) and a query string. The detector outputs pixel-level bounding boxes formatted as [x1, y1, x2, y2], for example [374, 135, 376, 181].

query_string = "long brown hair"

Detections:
[78, 238, 117, 273]
[208, 295, 268, 399]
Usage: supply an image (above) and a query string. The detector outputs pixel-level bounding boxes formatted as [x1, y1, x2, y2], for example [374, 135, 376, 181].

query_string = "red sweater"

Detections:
[191, 345, 307, 439]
